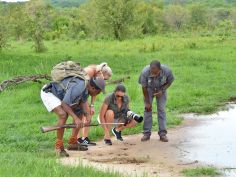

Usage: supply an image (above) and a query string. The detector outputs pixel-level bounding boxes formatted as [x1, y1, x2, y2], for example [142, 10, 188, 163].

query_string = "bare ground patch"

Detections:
[60, 119, 204, 177]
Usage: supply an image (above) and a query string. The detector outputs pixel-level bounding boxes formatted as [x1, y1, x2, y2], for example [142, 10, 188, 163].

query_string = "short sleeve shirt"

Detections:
[138, 64, 174, 91]
[104, 93, 130, 119]
[51, 77, 89, 106]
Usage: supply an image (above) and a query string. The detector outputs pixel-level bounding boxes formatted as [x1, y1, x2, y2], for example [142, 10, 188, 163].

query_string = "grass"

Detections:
[181, 167, 221, 177]
[0, 34, 236, 176]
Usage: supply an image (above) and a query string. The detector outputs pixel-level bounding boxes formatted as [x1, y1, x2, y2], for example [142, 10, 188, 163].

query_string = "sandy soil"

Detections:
[60, 119, 204, 177]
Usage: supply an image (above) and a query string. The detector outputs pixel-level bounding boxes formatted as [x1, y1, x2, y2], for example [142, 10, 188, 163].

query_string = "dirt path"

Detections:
[60, 119, 203, 177]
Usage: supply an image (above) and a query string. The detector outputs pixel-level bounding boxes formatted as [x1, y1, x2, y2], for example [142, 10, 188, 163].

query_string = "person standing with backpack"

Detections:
[40, 61, 106, 157]
[77, 62, 112, 146]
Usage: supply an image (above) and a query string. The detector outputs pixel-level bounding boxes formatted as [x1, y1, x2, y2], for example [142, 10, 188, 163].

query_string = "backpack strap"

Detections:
[59, 76, 88, 93]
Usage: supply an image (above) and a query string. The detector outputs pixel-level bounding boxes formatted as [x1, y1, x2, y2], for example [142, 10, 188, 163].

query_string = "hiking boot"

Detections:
[55, 148, 69, 157]
[79, 137, 96, 146]
[160, 135, 168, 142]
[104, 139, 112, 145]
[112, 128, 123, 141]
[141, 134, 150, 142]
[77, 137, 83, 144]
[67, 144, 88, 151]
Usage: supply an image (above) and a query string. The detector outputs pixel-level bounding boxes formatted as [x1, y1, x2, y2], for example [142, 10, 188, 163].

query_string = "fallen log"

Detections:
[0, 74, 51, 92]
[0, 74, 130, 92]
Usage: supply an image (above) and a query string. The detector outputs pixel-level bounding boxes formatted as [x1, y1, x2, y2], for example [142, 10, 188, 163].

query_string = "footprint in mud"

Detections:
[129, 143, 136, 146]
[90, 157, 148, 164]
[124, 142, 136, 146]
[121, 148, 128, 151]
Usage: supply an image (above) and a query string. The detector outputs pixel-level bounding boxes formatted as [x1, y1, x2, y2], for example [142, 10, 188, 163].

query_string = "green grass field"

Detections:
[0, 34, 236, 176]
[181, 167, 220, 176]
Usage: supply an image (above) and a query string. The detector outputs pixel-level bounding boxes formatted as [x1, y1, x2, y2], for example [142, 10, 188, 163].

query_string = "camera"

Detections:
[127, 111, 143, 123]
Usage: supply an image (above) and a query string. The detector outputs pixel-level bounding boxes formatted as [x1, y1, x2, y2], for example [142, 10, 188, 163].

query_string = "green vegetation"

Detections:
[1, 0, 236, 49]
[0, 34, 236, 176]
[181, 167, 221, 176]
[1, 0, 236, 176]
[47, 0, 236, 8]
[47, 0, 87, 7]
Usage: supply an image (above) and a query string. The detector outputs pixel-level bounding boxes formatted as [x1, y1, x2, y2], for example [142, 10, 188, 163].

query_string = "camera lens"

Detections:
[134, 115, 143, 123]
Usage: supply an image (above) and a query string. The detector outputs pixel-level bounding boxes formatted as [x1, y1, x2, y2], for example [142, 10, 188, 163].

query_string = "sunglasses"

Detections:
[116, 95, 123, 98]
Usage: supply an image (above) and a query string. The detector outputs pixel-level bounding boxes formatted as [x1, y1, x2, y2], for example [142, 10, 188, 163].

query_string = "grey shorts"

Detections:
[97, 115, 126, 125]
[73, 107, 86, 117]
[114, 117, 126, 124]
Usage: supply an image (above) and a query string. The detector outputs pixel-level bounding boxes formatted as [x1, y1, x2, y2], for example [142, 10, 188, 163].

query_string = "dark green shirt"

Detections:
[104, 93, 129, 119]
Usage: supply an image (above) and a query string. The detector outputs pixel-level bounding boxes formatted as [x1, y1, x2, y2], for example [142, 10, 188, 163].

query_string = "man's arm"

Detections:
[160, 82, 173, 92]
[162, 69, 174, 91]
[142, 87, 150, 104]
[142, 87, 152, 112]
[90, 95, 96, 115]
[81, 101, 92, 125]
[154, 70, 174, 97]
[61, 101, 82, 128]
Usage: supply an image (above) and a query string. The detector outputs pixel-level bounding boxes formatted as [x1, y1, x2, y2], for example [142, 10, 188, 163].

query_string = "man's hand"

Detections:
[145, 102, 152, 112]
[74, 118, 83, 129]
[90, 106, 95, 115]
[153, 91, 163, 98]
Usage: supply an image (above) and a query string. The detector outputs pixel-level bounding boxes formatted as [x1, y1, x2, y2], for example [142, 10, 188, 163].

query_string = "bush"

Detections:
[0, 17, 8, 51]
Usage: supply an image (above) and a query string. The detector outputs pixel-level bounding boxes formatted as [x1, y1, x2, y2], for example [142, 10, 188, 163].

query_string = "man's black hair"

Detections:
[114, 84, 126, 93]
[150, 60, 161, 69]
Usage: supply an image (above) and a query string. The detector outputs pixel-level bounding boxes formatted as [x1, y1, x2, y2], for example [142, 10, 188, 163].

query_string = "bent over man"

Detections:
[139, 60, 174, 142]
[40, 76, 105, 157]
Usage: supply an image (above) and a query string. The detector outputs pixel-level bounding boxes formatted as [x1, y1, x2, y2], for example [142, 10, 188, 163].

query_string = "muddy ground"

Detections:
[61, 119, 203, 177]
[60, 104, 236, 177]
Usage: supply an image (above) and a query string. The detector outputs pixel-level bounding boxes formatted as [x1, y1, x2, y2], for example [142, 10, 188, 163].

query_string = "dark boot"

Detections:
[68, 136, 88, 151]
[55, 139, 69, 157]
[141, 134, 150, 142]
[55, 148, 69, 157]
[160, 135, 169, 142]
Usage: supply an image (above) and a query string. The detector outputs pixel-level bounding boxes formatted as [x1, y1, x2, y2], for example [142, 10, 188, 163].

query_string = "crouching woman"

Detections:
[99, 84, 137, 145]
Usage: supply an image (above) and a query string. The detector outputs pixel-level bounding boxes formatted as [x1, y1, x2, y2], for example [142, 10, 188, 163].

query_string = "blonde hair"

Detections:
[96, 62, 112, 79]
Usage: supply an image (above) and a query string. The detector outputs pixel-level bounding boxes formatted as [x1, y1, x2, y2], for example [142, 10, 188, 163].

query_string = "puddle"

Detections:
[181, 104, 236, 175]
[221, 169, 236, 177]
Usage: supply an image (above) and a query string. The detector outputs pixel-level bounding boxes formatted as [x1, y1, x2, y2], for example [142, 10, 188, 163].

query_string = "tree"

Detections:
[164, 5, 190, 31]
[189, 4, 207, 30]
[25, 0, 52, 52]
[0, 7, 8, 50]
[231, 10, 236, 27]
[8, 3, 28, 41]
[215, 7, 231, 21]
[80, 0, 143, 40]
[137, 1, 164, 34]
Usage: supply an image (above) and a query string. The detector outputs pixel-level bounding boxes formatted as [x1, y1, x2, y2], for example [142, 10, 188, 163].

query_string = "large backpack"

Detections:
[51, 61, 90, 90]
